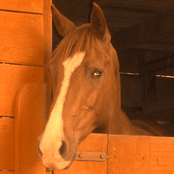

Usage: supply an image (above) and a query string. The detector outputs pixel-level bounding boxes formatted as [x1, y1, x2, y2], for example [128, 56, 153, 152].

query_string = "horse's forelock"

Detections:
[45, 23, 110, 74]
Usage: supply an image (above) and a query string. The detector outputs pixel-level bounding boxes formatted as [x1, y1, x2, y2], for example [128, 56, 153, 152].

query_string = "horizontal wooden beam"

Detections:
[0, 11, 44, 66]
[108, 135, 174, 173]
[0, 0, 43, 13]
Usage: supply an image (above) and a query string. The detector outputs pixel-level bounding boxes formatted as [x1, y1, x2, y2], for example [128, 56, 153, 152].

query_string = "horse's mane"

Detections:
[45, 23, 109, 73]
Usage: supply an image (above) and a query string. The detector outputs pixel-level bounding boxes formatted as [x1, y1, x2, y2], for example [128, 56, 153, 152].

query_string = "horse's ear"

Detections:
[90, 3, 111, 42]
[51, 4, 77, 38]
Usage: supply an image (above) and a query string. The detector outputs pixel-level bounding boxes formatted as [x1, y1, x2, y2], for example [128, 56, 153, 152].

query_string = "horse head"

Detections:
[37, 3, 121, 170]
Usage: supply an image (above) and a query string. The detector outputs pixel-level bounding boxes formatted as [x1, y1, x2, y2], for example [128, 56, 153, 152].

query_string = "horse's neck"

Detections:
[109, 110, 135, 135]
[107, 74, 135, 135]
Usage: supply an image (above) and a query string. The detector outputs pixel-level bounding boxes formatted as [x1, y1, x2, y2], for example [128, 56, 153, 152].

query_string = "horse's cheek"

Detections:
[86, 90, 98, 108]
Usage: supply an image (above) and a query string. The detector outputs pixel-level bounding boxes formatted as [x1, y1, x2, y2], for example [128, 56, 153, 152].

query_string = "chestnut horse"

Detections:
[37, 3, 166, 170]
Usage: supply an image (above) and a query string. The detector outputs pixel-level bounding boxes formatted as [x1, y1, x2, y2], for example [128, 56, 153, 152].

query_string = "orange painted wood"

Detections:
[0, 172, 14, 174]
[0, 118, 14, 170]
[108, 135, 149, 174]
[0, 11, 43, 65]
[108, 135, 174, 174]
[43, 0, 52, 65]
[0, 0, 43, 13]
[43, 0, 52, 116]
[149, 136, 174, 174]
[54, 133, 107, 174]
[0, 64, 44, 116]
[15, 83, 47, 174]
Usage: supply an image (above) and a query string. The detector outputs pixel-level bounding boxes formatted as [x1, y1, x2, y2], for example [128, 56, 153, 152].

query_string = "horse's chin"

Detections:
[63, 151, 77, 170]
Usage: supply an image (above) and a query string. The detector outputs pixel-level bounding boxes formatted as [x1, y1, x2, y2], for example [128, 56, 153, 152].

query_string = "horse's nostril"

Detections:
[59, 140, 67, 158]
[37, 140, 43, 158]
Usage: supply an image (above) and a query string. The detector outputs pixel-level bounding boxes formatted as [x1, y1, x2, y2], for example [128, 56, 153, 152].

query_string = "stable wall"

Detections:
[0, 0, 52, 173]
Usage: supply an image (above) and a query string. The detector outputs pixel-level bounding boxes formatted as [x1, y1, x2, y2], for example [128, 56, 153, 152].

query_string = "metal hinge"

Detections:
[75, 151, 108, 162]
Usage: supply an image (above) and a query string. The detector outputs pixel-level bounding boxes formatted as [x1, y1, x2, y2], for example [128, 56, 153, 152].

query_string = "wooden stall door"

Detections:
[108, 135, 174, 174]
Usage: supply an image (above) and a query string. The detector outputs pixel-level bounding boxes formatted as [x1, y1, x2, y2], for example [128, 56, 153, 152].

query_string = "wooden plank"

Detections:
[0, 118, 14, 170]
[0, 172, 14, 174]
[0, 64, 44, 117]
[15, 83, 46, 174]
[0, 11, 43, 65]
[108, 135, 149, 174]
[43, 0, 52, 65]
[149, 137, 174, 174]
[108, 135, 174, 173]
[54, 133, 107, 174]
[0, 0, 43, 13]
[43, 0, 52, 117]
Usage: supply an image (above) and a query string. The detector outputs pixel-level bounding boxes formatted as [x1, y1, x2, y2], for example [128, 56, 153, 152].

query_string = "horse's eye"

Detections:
[91, 69, 103, 79]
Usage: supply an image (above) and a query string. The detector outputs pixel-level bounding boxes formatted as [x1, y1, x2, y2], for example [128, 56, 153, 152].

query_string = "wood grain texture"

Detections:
[0, 11, 43, 65]
[108, 135, 174, 174]
[43, 0, 52, 65]
[0, 118, 14, 170]
[0, 0, 43, 13]
[149, 136, 174, 174]
[0, 64, 44, 116]
[108, 135, 149, 174]
[54, 133, 107, 174]
[15, 83, 46, 174]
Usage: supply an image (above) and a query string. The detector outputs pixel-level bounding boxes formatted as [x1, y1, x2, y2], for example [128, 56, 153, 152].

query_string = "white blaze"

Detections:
[40, 52, 85, 159]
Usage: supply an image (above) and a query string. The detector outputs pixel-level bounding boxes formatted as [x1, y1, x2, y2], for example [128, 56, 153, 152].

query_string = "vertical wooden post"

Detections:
[43, 0, 52, 65]
[43, 0, 53, 117]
